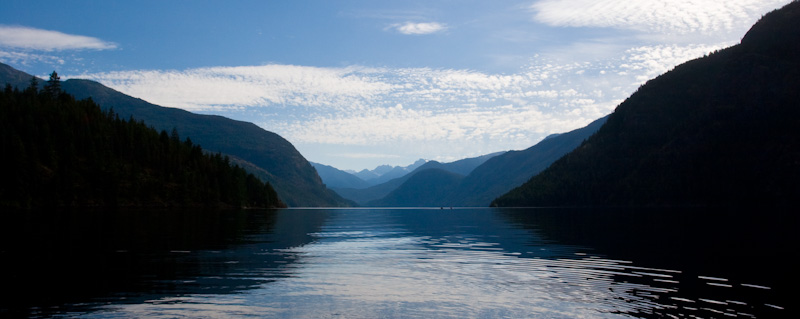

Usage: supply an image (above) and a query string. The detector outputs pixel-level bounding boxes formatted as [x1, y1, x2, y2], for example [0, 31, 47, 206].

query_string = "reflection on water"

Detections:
[0, 207, 793, 318]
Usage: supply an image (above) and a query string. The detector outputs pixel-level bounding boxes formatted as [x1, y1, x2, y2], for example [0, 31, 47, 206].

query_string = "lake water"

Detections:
[1, 207, 794, 318]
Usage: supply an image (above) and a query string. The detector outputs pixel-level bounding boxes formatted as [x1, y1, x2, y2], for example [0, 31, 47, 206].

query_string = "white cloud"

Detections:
[0, 25, 117, 51]
[530, 0, 790, 35]
[0, 49, 65, 66]
[391, 22, 447, 35]
[81, 65, 398, 111]
[618, 43, 727, 81]
[278, 103, 586, 146]
[75, 41, 717, 167]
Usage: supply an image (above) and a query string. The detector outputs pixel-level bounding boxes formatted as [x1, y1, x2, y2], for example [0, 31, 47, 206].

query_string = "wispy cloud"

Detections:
[77, 41, 712, 158]
[0, 25, 117, 51]
[390, 22, 448, 35]
[0, 49, 65, 66]
[81, 65, 397, 111]
[530, 0, 789, 35]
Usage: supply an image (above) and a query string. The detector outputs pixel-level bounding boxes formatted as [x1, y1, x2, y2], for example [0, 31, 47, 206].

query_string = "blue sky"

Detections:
[1, 0, 790, 170]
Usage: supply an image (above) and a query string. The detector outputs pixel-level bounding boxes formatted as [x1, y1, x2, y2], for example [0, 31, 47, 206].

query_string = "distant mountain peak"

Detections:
[347, 159, 428, 185]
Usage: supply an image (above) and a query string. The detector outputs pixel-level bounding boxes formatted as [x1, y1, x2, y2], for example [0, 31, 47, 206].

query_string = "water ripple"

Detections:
[12, 208, 786, 319]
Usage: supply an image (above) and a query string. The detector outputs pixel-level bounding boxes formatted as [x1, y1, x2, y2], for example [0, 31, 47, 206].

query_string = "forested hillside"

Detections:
[1, 80, 285, 209]
[0, 63, 351, 207]
[493, 1, 800, 207]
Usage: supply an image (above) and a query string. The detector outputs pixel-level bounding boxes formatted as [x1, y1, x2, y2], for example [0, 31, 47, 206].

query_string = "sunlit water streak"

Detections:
[2, 208, 790, 318]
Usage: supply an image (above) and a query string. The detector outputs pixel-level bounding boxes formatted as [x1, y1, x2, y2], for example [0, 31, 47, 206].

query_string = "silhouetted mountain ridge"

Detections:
[358, 117, 605, 207]
[493, 1, 800, 207]
[311, 162, 372, 189]
[1, 86, 284, 208]
[333, 116, 610, 208]
[331, 152, 502, 205]
[0, 63, 351, 207]
[447, 116, 607, 207]
[347, 159, 428, 187]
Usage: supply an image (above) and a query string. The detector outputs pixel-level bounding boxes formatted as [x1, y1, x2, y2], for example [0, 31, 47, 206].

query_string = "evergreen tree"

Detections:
[0, 87, 286, 209]
[44, 71, 61, 97]
[27, 76, 39, 94]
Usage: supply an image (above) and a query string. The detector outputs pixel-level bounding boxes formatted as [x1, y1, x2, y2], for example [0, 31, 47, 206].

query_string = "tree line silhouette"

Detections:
[1, 73, 285, 209]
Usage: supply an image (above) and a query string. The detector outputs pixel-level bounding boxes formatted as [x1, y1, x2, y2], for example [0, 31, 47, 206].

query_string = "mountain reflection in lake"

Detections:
[0, 207, 793, 318]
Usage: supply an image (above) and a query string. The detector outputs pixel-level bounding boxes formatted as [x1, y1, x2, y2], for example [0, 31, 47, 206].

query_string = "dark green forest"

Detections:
[0, 63, 353, 207]
[1, 75, 285, 209]
[492, 1, 800, 207]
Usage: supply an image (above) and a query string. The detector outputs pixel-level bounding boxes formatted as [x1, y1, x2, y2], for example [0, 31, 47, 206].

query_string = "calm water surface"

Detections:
[0, 207, 794, 318]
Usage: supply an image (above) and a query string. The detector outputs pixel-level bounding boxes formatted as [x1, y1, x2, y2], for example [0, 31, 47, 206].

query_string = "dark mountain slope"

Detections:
[370, 165, 416, 185]
[331, 152, 502, 205]
[1, 86, 284, 208]
[367, 169, 464, 207]
[446, 116, 607, 207]
[350, 159, 427, 187]
[409, 152, 504, 177]
[0, 64, 350, 207]
[331, 163, 442, 205]
[493, 1, 800, 207]
[336, 117, 604, 207]
[311, 162, 371, 189]
[0, 64, 33, 87]
[436, 151, 506, 176]
[332, 177, 408, 205]
[360, 117, 604, 207]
